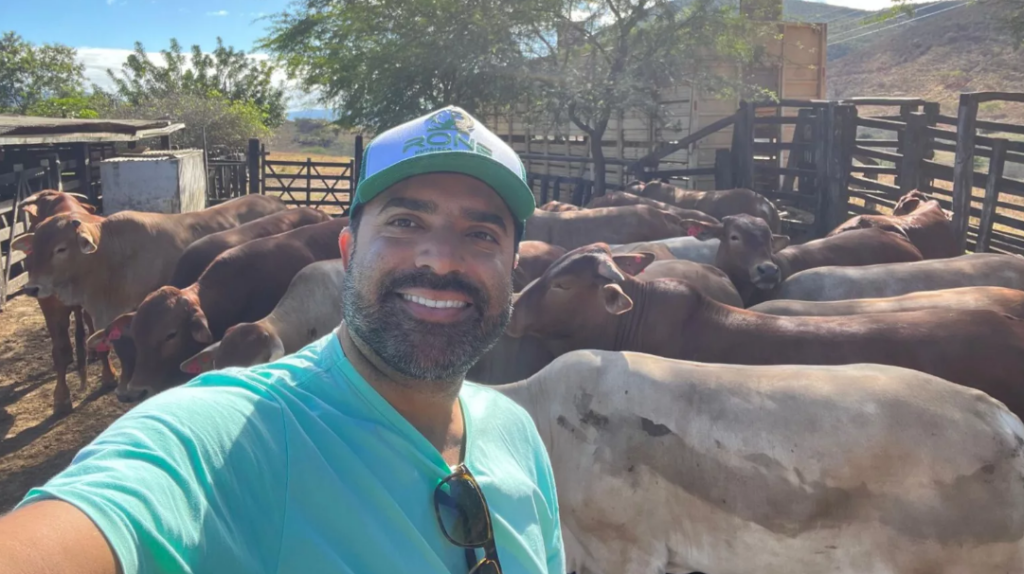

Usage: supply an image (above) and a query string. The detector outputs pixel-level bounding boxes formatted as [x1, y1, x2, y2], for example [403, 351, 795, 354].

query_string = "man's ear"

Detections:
[339, 227, 353, 267]
[683, 219, 724, 241]
[512, 252, 519, 270]
[602, 283, 634, 315]
[771, 235, 791, 252]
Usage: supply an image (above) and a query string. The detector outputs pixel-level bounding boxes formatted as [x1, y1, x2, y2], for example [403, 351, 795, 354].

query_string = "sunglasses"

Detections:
[434, 464, 503, 574]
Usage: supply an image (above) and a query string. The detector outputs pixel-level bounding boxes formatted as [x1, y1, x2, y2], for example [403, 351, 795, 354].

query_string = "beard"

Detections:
[342, 253, 512, 387]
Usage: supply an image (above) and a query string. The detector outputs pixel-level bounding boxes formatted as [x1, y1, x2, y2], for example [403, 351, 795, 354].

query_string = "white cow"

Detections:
[180, 259, 346, 373]
[498, 350, 1024, 574]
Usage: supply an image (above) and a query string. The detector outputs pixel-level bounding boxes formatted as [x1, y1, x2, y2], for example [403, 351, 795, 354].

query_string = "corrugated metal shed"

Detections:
[0, 115, 185, 145]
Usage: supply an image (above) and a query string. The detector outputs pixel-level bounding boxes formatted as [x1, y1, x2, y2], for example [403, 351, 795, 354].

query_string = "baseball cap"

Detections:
[351, 106, 536, 228]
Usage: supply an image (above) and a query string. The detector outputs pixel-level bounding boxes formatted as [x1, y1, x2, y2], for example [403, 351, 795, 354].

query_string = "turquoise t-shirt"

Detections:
[17, 331, 564, 574]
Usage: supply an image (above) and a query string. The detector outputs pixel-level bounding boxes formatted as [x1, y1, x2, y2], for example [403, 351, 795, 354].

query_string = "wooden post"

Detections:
[306, 157, 313, 206]
[951, 93, 979, 254]
[898, 112, 926, 194]
[715, 149, 734, 189]
[977, 138, 1007, 253]
[247, 138, 261, 195]
[734, 101, 755, 190]
[353, 134, 364, 197]
[74, 143, 92, 203]
[814, 105, 829, 229]
[159, 135, 171, 150]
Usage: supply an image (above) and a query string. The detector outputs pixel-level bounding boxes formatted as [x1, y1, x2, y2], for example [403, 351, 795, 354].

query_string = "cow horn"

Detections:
[65, 192, 90, 201]
[596, 257, 626, 283]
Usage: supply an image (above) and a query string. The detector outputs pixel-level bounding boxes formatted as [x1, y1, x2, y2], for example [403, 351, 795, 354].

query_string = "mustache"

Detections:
[382, 268, 489, 309]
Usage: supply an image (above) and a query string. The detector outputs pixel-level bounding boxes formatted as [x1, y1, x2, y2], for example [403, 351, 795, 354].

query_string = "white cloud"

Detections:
[76, 47, 318, 111]
[106, 0, 116, 5]
[206, 9, 229, 16]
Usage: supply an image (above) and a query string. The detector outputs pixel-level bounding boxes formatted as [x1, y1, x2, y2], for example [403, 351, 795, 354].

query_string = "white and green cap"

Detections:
[352, 106, 536, 231]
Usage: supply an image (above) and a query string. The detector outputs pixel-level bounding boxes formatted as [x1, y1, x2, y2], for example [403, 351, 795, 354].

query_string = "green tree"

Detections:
[24, 94, 104, 119]
[524, 0, 764, 195]
[0, 32, 85, 114]
[107, 37, 288, 128]
[258, 0, 540, 132]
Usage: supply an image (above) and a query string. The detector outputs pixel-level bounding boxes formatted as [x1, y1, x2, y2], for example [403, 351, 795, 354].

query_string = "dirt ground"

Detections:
[0, 294, 130, 513]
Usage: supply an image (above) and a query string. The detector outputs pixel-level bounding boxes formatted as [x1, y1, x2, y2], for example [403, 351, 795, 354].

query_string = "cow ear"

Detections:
[11, 233, 33, 255]
[181, 342, 219, 375]
[71, 219, 98, 254]
[106, 312, 135, 341]
[596, 258, 626, 283]
[612, 252, 655, 276]
[602, 283, 634, 315]
[81, 203, 97, 214]
[683, 220, 723, 241]
[771, 235, 791, 252]
[21, 204, 39, 219]
[190, 310, 214, 344]
[86, 329, 110, 352]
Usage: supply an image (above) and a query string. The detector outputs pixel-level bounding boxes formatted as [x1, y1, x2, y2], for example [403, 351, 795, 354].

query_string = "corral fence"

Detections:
[206, 136, 364, 215]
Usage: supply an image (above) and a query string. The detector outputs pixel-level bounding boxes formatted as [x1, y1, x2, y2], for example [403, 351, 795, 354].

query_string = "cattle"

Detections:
[749, 286, 1024, 318]
[169, 207, 334, 287]
[827, 190, 959, 259]
[89, 217, 346, 401]
[14, 190, 113, 416]
[466, 333, 555, 386]
[585, 191, 719, 225]
[538, 200, 579, 212]
[179, 259, 347, 372]
[638, 259, 742, 307]
[498, 350, 1024, 574]
[776, 253, 1024, 302]
[507, 243, 1024, 417]
[524, 206, 690, 250]
[636, 180, 782, 232]
[610, 236, 720, 266]
[686, 215, 923, 305]
[514, 241, 567, 292]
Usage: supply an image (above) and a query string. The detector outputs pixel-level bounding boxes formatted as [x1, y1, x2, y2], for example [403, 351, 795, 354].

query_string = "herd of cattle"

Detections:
[10, 182, 1024, 573]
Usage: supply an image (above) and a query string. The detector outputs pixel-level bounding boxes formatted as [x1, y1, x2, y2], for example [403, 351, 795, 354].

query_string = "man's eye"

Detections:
[389, 218, 417, 228]
[469, 231, 497, 243]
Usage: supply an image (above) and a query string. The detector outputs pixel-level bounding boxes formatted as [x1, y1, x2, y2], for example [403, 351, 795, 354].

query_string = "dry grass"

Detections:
[262, 151, 353, 214]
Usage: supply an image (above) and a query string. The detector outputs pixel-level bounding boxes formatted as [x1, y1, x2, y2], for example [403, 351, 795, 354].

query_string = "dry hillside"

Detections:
[826, 0, 1024, 123]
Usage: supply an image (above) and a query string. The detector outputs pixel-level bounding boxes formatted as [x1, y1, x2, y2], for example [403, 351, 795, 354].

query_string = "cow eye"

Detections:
[165, 331, 177, 341]
[552, 282, 569, 291]
[54, 246, 67, 255]
[730, 235, 740, 242]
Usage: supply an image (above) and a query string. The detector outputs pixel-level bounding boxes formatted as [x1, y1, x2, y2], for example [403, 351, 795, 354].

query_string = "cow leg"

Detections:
[110, 337, 137, 391]
[39, 298, 74, 417]
[73, 307, 88, 390]
[83, 311, 98, 362]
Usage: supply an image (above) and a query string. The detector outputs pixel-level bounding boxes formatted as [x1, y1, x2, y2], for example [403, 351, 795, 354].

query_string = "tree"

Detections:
[107, 37, 288, 128]
[0, 32, 85, 114]
[24, 93, 107, 119]
[258, 0, 541, 132]
[523, 0, 763, 196]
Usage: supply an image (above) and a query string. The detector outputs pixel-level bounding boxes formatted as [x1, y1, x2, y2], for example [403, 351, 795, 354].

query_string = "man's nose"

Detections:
[414, 234, 466, 276]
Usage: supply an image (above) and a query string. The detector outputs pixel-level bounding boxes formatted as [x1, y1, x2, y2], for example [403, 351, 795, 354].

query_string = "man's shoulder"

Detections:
[461, 381, 534, 425]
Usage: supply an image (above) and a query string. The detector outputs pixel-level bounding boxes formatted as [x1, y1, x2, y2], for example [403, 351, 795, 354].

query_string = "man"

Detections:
[0, 106, 564, 574]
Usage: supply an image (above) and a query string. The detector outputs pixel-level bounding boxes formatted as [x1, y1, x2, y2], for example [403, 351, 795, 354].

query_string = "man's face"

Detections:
[341, 173, 519, 385]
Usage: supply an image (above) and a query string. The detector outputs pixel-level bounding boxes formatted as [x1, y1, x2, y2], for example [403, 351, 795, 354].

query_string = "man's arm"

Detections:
[0, 500, 119, 574]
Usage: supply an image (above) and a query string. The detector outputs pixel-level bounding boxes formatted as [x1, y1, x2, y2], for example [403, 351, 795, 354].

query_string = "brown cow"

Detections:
[465, 333, 555, 385]
[638, 259, 743, 307]
[686, 214, 923, 306]
[586, 191, 719, 225]
[91, 217, 346, 401]
[538, 201, 579, 212]
[827, 190, 959, 259]
[16, 190, 114, 416]
[507, 243, 1024, 418]
[514, 241, 567, 292]
[636, 180, 781, 232]
[525, 205, 691, 250]
[169, 208, 335, 287]
[749, 286, 1024, 318]
[13, 194, 288, 389]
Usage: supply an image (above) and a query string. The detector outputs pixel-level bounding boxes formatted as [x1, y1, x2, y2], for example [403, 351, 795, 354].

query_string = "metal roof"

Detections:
[0, 115, 185, 146]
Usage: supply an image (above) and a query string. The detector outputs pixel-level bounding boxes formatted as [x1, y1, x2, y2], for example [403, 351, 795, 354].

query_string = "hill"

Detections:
[824, 0, 1024, 124]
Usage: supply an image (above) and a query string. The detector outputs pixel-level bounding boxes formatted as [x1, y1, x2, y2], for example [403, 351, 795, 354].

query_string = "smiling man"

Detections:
[0, 106, 564, 574]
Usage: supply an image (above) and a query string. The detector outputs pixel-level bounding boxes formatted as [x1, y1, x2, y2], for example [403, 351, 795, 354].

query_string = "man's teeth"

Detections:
[401, 294, 469, 309]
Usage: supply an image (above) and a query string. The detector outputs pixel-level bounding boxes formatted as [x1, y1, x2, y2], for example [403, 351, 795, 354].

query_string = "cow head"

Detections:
[892, 190, 933, 216]
[685, 214, 790, 292]
[20, 190, 95, 229]
[118, 286, 214, 401]
[183, 322, 285, 373]
[13, 213, 102, 301]
[622, 180, 646, 194]
[507, 243, 654, 351]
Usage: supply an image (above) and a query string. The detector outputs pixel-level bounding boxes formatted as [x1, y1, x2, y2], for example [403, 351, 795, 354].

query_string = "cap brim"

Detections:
[353, 152, 536, 223]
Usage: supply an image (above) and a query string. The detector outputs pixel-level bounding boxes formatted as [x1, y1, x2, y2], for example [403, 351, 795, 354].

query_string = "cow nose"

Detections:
[24, 286, 40, 298]
[756, 264, 779, 278]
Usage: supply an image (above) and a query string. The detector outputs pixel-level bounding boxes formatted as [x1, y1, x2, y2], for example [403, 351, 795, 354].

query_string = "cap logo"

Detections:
[402, 108, 492, 157]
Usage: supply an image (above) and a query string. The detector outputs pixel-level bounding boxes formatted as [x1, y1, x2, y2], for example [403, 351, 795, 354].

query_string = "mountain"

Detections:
[286, 109, 337, 121]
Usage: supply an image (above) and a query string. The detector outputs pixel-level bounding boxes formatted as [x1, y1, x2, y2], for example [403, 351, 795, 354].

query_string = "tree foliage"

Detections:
[0, 31, 86, 114]
[258, 0, 541, 132]
[107, 37, 288, 127]
[24, 93, 110, 119]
